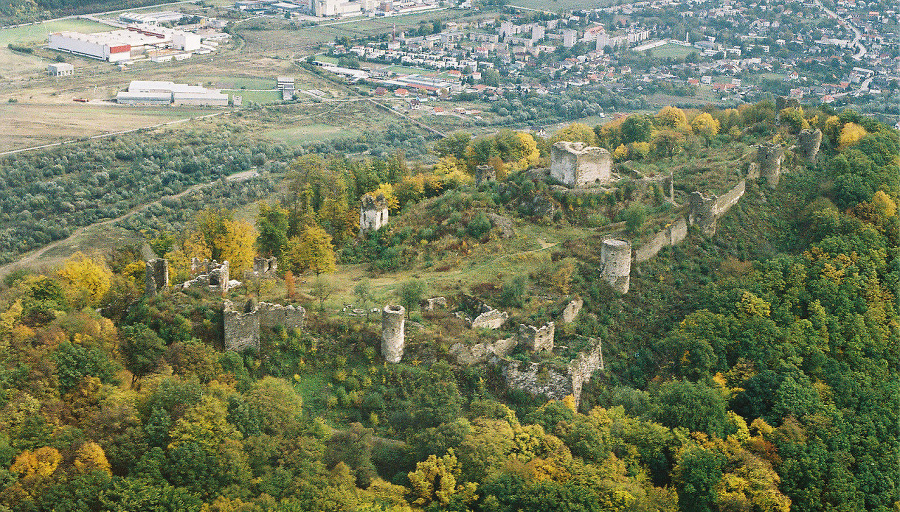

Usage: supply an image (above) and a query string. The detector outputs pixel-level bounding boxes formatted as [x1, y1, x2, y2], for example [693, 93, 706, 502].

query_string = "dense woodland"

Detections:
[0, 102, 898, 512]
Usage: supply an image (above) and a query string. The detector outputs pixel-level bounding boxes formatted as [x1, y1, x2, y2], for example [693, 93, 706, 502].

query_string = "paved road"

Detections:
[815, 0, 866, 60]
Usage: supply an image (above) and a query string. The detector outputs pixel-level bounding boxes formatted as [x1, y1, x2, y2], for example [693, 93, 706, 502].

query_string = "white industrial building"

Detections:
[117, 81, 228, 106]
[47, 62, 74, 76]
[313, 0, 375, 16]
[49, 26, 203, 62]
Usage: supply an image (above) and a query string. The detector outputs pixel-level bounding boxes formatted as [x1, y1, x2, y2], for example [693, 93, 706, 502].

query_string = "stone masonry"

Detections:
[518, 322, 555, 353]
[381, 305, 405, 363]
[471, 305, 508, 329]
[550, 141, 612, 187]
[688, 192, 719, 236]
[756, 144, 785, 187]
[223, 299, 306, 352]
[601, 239, 631, 294]
[252, 256, 278, 277]
[145, 259, 169, 296]
[182, 259, 231, 293]
[360, 193, 389, 235]
[475, 164, 496, 185]
[797, 129, 822, 162]
[561, 298, 583, 323]
[502, 338, 604, 407]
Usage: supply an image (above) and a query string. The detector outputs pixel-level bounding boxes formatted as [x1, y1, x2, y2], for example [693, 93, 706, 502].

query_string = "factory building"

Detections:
[48, 62, 74, 76]
[49, 26, 203, 62]
[117, 81, 228, 106]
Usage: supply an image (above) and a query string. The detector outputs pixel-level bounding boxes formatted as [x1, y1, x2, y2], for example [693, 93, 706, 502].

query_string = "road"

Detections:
[815, 0, 866, 60]
[0, 168, 258, 279]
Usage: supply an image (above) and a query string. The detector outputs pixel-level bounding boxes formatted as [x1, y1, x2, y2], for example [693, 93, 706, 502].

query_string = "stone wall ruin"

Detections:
[502, 338, 604, 407]
[550, 141, 612, 187]
[756, 144, 784, 187]
[601, 239, 631, 294]
[182, 259, 231, 293]
[145, 259, 169, 296]
[519, 322, 555, 353]
[223, 299, 306, 352]
[360, 193, 389, 235]
[475, 164, 496, 185]
[561, 298, 583, 324]
[471, 305, 509, 329]
[797, 129, 822, 162]
[252, 256, 278, 277]
[381, 305, 405, 363]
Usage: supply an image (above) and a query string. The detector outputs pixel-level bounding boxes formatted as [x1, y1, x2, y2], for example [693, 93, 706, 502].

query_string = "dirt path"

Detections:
[0, 169, 257, 278]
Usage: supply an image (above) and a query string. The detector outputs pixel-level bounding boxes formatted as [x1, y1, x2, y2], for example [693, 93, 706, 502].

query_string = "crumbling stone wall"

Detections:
[145, 259, 169, 296]
[182, 260, 231, 293]
[756, 144, 784, 187]
[561, 298, 583, 324]
[224, 299, 260, 352]
[252, 256, 278, 277]
[550, 141, 612, 187]
[422, 297, 447, 311]
[634, 219, 688, 263]
[487, 213, 515, 239]
[688, 192, 718, 236]
[360, 193, 389, 235]
[471, 305, 508, 329]
[223, 299, 305, 352]
[519, 322, 555, 353]
[601, 239, 631, 294]
[449, 336, 517, 366]
[797, 129, 822, 162]
[258, 302, 305, 330]
[381, 305, 405, 363]
[502, 338, 604, 407]
[475, 164, 496, 184]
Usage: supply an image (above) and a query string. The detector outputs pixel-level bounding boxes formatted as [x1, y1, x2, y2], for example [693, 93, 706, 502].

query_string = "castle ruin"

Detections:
[688, 192, 719, 236]
[561, 298, 583, 323]
[381, 305, 405, 363]
[182, 259, 231, 293]
[360, 193, 389, 236]
[252, 256, 278, 277]
[145, 259, 169, 296]
[797, 129, 822, 162]
[471, 305, 508, 329]
[601, 239, 631, 294]
[550, 141, 612, 187]
[756, 144, 785, 187]
[519, 322, 555, 353]
[223, 299, 306, 352]
[475, 164, 496, 185]
[502, 338, 604, 407]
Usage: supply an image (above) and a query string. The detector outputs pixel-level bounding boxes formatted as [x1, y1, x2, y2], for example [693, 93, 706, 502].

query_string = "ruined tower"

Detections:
[797, 129, 822, 162]
[550, 141, 612, 187]
[223, 299, 261, 352]
[381, 305, 405, 363]
[145, 259, 169, 296]
[756, 144, 785, 187]
[600, 239, 631, 294]
[360, 193, 389, 236]
[475, 164, 496, 185]
[252, 256, 278, 277]
[688, 192, 719, 236]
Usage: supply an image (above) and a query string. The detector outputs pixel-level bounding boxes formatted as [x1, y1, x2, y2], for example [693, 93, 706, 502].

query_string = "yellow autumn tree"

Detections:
[284, 225, 336, 276]
[369, 183, 399, 213]
[551, 122, 598, 146]
[217, 220, 257, 277]
[73, 442, 111, 475]
[656, 106, 688, 130]
[838, 122, 867, 150]
[56, 252, 112, 307]
[512, 132, 541, 170]
[10, 447, 62, 479]
[691, 112, 721, 145]
[407, 449, 477, 508]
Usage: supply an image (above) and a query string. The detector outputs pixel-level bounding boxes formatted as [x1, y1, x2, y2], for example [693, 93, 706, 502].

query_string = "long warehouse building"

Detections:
[117, 81, 228, 106]
[49, 26, 202, 62]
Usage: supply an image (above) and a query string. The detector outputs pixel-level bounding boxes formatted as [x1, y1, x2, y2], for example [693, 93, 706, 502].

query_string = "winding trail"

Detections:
[0, 169, 256, 278]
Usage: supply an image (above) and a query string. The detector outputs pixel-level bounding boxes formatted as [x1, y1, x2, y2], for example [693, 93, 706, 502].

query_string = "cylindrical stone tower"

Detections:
[601, 239, 631, 294]
[381, 305, 406, 363]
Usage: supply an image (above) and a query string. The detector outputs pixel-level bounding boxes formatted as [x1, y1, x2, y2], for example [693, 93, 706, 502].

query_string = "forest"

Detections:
[0, 101, 898, 512]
